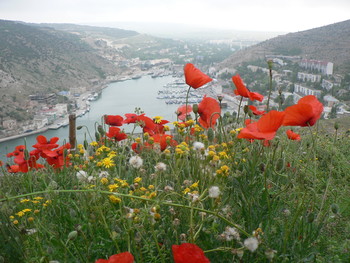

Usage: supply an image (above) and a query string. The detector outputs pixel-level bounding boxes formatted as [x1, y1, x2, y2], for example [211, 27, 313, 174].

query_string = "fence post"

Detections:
[69, 114, 76, 151]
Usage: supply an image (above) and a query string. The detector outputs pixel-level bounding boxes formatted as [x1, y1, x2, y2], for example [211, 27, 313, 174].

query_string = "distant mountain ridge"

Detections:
[220, 19, 350, 73]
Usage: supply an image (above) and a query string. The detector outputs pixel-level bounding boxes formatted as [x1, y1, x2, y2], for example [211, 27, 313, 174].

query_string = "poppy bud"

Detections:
[217, 94, 223, 102]
[276, 158, 285, 172]
[334, 122, 339, 130]
[83, 140, 88, 150]
[192, 104, 198, 114]
[307, 212, 315, 223]
[95, 131, 100, 141]
[97, 125, 105, 135]
[259, 163, 265, 172]
[24, 149, 30, 161]
[77, 126, 83, 130]
[207, 128, 214, 142]
[243, 105, 249, 114]
[67, 230, 78, 240]
[267, 59, 273, 70]
[331, 203, 339, 214]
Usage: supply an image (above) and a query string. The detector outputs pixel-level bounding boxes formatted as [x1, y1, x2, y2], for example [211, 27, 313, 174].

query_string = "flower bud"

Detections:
[97, 125, 105, 135]
[334, 122, 339, 130]
[207, 128, 214, 142]
[192, 104, 198, 114]
[67, 230, 78, 240]
[95, 132, 100, 141]
[243, 105, 249, 114]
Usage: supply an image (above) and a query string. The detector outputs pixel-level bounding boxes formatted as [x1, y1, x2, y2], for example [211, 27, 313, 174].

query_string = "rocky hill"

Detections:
[220, 19, 350, 73]
[0, 20, 123, 121]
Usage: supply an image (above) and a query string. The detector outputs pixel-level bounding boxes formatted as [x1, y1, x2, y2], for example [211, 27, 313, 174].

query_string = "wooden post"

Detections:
[69, 114, 76, 150]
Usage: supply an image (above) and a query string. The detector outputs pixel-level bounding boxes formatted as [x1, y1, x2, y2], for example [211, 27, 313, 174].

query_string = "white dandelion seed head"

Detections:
[244, 237, 259, 252]
[76, 170, 88, 181]
[155, 162, 167, 172]
[208, 186, 221, 198]
[129, 155, 143, 168]
[193, 141, 205, 151]
[99, 171, 110, 178]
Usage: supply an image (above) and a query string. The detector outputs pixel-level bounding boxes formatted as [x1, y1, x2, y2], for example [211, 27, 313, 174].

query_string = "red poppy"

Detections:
[152, 134, 178, 151]
[7, 145, 43, 173]
[177, 105, 192, 121]
[31, 135, 60, 158]
[198, 96, 221, 129]
[283, 95, 323, 127]
[123, 113, 144, 124]
[104, 115, 124, 126]
[286, 129, 301, 141]
[184, 63, 212, 89]
[249, 105, 265, 116]
[45, 143, 71, 169]
[172, 243, 210, 263]
[237, 110, 285, 141]
[95, 252, 134, 263]
[232, 75, 264, 102]
[106, 127, 128, 141]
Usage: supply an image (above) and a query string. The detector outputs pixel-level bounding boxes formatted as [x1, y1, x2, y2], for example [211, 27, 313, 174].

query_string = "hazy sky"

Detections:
[0, 0, 349, 33]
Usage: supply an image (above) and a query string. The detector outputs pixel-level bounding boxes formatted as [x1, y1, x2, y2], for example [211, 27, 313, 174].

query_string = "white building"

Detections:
[294, 84, 322, 98]
[321, 79, 334, 91]
[33, 115, 49, 129]
[299, 59, 333, 75]
[323, 95, 339, 108]
[297, 72, 321, 82]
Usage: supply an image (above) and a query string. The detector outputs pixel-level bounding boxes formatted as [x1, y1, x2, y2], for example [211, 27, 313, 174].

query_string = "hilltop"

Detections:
[220, 19, 350, 73]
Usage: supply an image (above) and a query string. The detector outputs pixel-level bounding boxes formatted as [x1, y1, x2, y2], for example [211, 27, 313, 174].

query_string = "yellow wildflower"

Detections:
[190, 181, 199, 189]
[134, 177, 142, 183]
[108, 184, 119, 192]
[109, 195, 121, 204]
[20, 199, 31, 203]
[13, 220, 18, 225]
[16, 211, 25, 217]
[100, 177, 109, 185]
[153, 116, 163, 124]
[183, 188, 191, 194]
[90, 141, 99, 147]
[102, 158, 115, 168]
[27, 217, 34, 223]
[33, 197, 44, 200]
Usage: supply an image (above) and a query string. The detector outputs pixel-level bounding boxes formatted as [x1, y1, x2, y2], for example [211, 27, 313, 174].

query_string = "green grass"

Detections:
[0, 115, 350, 263]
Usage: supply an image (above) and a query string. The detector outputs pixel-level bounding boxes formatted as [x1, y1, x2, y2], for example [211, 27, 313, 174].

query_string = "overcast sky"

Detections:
[0, 0, 349, 33]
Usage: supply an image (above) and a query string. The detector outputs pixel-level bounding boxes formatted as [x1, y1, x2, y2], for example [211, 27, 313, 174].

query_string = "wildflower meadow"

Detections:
[1, 63, 349, 262]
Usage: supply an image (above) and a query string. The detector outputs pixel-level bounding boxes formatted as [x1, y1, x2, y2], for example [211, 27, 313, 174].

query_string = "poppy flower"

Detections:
[106, 127, 128, 141]
[184, 63, 212, 89]
[7, 145, 43, 173]
[237, 110, 285, 141]
[172, 243, 210, 263]
[232, 75, 264, 102]
[198, 96, 221, 129]
[123, 113, 144, 124]
[45, 143, 71, 169]
[104, 115, 124, 126]
[283, 95, 323, 127]
[249, 105, 265, 116]
[31, 135, 60, 158]
[95, 251, 134, 263]
[286, 129, 301, 141]
[177, 105, 192, 121]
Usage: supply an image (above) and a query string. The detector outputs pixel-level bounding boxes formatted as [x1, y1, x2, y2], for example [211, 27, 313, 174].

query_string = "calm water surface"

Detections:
[0, 75, 180, 161]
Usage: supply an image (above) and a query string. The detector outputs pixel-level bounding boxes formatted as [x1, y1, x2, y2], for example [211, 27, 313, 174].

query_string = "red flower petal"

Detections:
[286, 129, 301, 141]
[198, 96, 221, 129]
[104, 115, 124, 126]
[172, 243, 210, 263]
[184, 63, 212, 89]
[283, 95, 323, 127]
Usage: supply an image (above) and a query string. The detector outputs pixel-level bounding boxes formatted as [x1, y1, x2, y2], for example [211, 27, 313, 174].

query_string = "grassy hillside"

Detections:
[221, 19, 350, 73]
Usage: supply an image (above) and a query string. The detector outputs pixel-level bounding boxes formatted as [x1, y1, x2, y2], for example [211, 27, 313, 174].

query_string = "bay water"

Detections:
[0, 75, 181, 161]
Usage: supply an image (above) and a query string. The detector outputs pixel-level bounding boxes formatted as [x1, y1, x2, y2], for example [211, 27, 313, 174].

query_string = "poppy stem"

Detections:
[185, 86, 191, 121]
[267, 60, 273, 111]
[236, 96, 243, 124]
